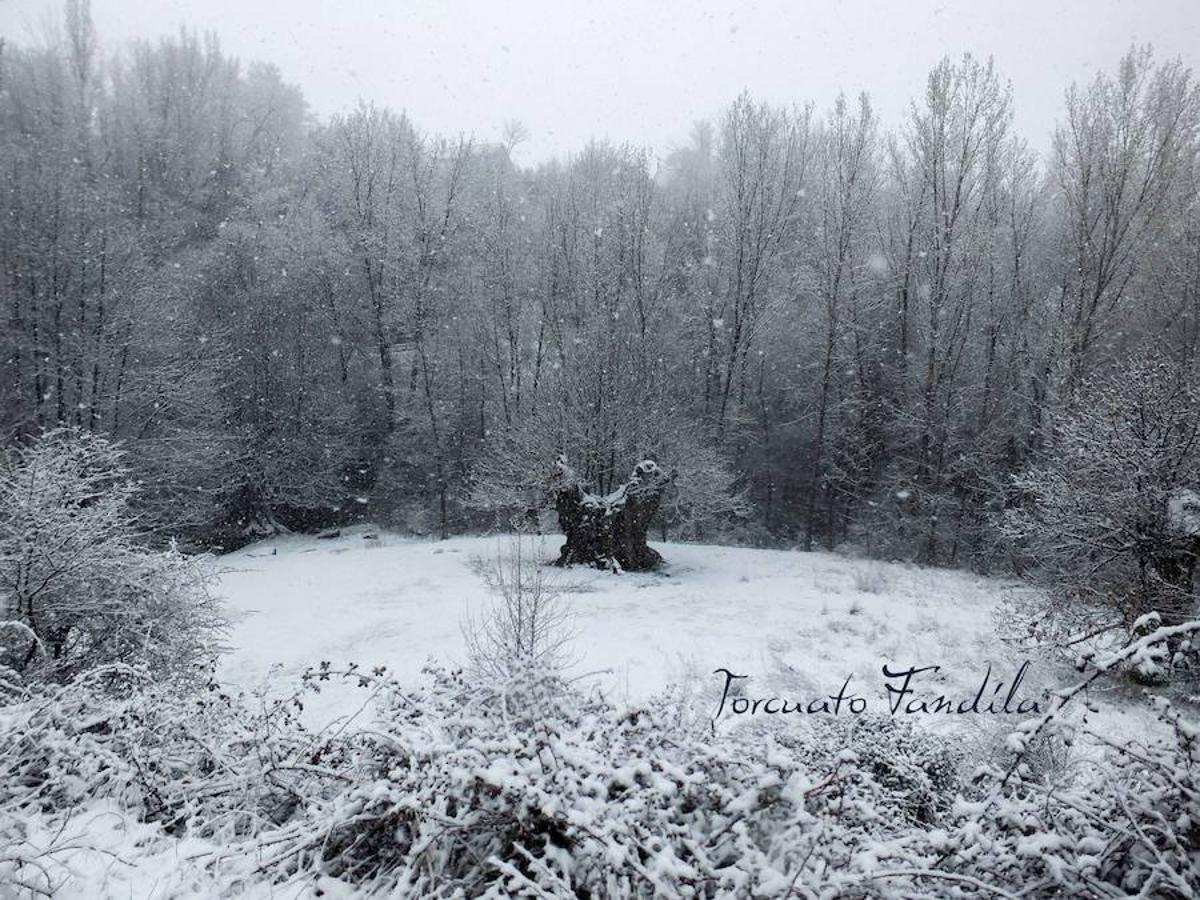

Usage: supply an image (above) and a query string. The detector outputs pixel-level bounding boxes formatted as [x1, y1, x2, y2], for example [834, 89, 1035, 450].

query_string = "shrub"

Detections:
[0, 429, 225, 683]
[1, 614, 1197, 897]
[1002, 354, 1200, 650]
[463, 536, 576, 681]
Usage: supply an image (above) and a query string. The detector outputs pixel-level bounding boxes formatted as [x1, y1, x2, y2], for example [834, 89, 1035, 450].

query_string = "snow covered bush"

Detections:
[0, 662, 338, 895]
[798, 715, 964, 826]
[964, 699, 1200, 896]
[0, 429, 224, 682]
[2, 596, 1196, 896]
[253, 621, 1200, 897]
[260, 662, 913, 897]
[938, 621, 1200, 898]
[1002, 354, 1200, 661]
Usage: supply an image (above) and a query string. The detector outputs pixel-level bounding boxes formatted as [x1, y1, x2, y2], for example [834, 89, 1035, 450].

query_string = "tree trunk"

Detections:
[548, 458, 672, 572]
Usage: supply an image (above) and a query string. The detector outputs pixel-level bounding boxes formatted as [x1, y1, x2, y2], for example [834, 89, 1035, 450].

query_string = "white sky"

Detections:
[2, 0, 1199, 166]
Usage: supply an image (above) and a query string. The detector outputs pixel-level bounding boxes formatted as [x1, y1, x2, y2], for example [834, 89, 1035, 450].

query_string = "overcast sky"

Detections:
[2, 0, 1199, 166]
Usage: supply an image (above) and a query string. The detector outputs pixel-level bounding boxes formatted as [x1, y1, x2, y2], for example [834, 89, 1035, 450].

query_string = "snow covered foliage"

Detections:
[3, 620, 1198, 897]
[936, 620, 1200, 897]
[1003, 354, 1200, 648]
[0, 662, 333, 896]
[0, 665, 301, 830]
[270, 664, 951, 897]
[0, 429, 224, 683]
[1169, 488, 1200, 538]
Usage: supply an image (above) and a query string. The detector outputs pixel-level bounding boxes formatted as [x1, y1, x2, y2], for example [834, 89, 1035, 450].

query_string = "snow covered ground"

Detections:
[214, 525, 1107, 737]
[8, 528, 1165, 900]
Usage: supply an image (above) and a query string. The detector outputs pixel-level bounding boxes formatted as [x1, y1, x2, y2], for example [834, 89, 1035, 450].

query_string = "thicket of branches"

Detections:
[4, 4, 1198, 562]
[0, 428, 223, 686]
[1003, 357, 1200, 651]
[2, 607, 1197, 897]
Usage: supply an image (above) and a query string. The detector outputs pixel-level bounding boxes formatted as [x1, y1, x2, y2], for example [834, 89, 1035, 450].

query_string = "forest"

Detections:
[3, 3, 1200, 896]
[3, 4, 1197, 571]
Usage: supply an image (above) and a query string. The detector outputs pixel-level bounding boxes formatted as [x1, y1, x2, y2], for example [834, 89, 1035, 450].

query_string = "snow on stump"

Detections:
[549, 457, 672, 572]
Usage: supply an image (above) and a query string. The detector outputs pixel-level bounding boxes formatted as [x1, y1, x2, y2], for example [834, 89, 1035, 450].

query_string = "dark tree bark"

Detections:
[548, 457, 672, 571]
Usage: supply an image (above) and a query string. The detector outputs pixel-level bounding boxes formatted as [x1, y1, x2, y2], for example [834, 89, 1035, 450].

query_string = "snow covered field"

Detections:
[216, 526, 1075, 735]
[5, 528, 1172, 899]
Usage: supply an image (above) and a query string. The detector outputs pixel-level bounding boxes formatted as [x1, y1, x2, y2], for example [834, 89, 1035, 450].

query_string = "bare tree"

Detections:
[1054, 47, 1200, 398]
[711, 95, 812, 436]
[804, 93, 880, 550]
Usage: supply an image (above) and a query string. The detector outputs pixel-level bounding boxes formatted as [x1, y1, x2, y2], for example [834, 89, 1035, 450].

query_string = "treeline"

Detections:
[2, 2, 1198, 563]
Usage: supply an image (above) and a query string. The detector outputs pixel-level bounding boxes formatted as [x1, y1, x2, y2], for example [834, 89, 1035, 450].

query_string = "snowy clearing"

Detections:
[3, 529, 1177, 899]
[215, 526, 1125, 739]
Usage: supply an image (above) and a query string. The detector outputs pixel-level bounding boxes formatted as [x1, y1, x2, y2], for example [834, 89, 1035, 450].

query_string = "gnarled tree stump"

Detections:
[548, 457, 672, 571]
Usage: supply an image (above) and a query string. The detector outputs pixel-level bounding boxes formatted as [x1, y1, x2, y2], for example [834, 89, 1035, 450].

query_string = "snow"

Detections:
[215, 526, 1076, 734]
[1168, 487, 1200, 536]
[9, 801, 348, 899]
[6, 527, 1180, 898]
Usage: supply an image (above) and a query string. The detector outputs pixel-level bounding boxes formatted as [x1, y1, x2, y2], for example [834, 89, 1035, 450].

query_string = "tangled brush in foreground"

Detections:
[1, 627, 1198, 897]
